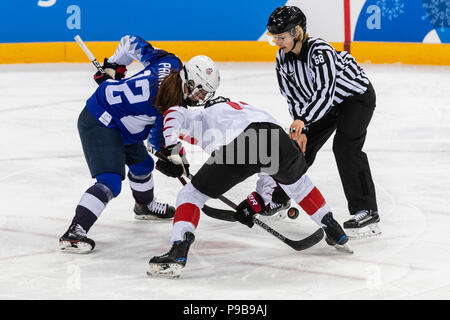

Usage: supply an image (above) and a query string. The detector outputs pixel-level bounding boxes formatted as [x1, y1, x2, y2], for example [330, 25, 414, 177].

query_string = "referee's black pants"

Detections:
[304, 83, 377, 215]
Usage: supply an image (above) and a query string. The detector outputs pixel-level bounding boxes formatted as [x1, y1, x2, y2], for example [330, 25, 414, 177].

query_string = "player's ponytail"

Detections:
[155, 69, 183, 114]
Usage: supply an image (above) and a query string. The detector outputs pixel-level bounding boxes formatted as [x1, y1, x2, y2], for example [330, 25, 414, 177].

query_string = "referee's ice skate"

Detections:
[134, 199, 175, 220]
[59, 223, 95, 253]
[343, 210, 381, 238]
[147, 232, 195, 278]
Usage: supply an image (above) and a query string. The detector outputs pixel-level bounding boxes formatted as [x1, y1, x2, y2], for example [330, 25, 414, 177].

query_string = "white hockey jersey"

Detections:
[163, 100, 280, 154]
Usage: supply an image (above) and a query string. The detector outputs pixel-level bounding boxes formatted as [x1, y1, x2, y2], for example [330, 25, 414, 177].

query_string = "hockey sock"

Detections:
[128, 171, 154, 204]
[170, 203, 200, 243]
[298, 187, 330, 227]
[72, 183, 114, 232]
[279, 174, 330, 227]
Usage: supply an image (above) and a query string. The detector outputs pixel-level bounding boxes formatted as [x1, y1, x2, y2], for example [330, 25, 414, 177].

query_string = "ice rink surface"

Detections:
[0, 62, 449, 300]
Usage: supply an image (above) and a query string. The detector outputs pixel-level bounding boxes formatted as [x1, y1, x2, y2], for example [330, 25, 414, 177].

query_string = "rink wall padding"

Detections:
[0, 41, 449, 65]
[351, 42, 450, 65]
[2, 1, 450, 65]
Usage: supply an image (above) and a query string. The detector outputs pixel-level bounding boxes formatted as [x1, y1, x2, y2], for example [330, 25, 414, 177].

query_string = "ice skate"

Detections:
[147, 232, 195, 278]
[59, 223, 95, 253]
[259, 199, 291, 221]
[134, 199, 175, 220]
[321, 212, 353, 254]
[343, 210, 381, 239]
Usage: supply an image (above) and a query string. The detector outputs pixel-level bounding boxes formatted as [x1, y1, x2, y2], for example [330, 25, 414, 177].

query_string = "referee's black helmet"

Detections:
[267, 6, 307, 35]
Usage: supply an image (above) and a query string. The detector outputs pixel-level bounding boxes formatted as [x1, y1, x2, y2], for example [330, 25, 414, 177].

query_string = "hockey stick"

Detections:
[175, 173, 324, 251]
[74, 35, 106, 75]
[201, 197, 324, 251]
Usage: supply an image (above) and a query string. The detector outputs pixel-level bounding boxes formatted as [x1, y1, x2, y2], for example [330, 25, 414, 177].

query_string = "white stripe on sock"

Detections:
[78, 192, 106, 218]
[279, 174, 315, 204]
[309, 203, 331, 227]
[129, 175, 154, 192]
[170, 221, 196, 243]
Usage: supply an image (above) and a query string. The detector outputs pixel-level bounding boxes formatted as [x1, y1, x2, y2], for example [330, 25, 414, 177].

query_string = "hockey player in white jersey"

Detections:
[147, 57, 350, 278]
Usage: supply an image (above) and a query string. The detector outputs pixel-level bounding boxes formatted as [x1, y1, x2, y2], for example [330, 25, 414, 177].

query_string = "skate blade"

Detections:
[147, 263, 182, 278]
[346, 223, 381, 239]
[334, 243, 354, 254]
[134, 214, 174, 221]
[59, 241, 93, 253]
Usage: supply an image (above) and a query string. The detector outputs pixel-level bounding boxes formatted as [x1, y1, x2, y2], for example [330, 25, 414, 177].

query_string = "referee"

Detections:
[266, 6, 380, 237]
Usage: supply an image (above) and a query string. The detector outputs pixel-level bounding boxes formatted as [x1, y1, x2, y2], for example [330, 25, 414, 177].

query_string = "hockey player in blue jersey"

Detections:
[59, 35, 220, 253]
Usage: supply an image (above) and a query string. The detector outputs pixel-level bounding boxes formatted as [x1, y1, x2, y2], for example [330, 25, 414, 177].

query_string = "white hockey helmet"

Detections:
[180, 55, 220, 106]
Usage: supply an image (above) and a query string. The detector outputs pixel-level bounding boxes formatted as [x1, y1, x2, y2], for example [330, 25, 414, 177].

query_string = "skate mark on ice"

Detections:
[0, 250, 55, 262]
[240, 261, 367, 281]
[0, 99, 84, 113]
[0, 154, 82, 162]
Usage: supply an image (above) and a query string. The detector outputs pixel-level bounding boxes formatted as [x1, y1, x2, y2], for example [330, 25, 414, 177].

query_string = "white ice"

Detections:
[0, 62, 449, 300]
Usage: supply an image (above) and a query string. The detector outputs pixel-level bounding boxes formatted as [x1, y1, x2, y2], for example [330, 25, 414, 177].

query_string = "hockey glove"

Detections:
[234, 192, 266, 228]
[272, 185, 290, 205]
[94, 58, 127, 85]
[155, 142, 190, 178]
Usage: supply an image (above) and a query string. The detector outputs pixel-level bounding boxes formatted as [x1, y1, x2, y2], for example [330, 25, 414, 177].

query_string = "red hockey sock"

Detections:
[174, 203, 200, 227]
[299, 187, 326, 216]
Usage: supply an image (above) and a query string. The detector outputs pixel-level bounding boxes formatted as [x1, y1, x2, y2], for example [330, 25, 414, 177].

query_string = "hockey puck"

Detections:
[287, 207, 299, 219]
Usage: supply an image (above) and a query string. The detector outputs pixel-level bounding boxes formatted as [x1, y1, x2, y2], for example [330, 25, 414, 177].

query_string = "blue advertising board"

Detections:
[354, 0, 450, 43]
[0, 0, 285, 43]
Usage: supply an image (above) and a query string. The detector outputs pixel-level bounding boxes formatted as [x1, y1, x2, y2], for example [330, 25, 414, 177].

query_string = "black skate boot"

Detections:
[343, 210, 381, 238]
[134, 199, 175, 220]
[147, 232, 195, 278]
[259, 199, 291, 219]
[260, 185, 291, 220]
[59, 223, 95, 253]
[321, 212, 353, 253]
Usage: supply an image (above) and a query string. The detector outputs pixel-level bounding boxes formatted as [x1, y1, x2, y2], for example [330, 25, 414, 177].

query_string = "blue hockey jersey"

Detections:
[85, 35, 182, 148]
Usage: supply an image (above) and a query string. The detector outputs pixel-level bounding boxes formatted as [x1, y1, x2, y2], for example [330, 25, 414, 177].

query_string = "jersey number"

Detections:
[314, 55, 325, 65]
[105, 79, 150, 105]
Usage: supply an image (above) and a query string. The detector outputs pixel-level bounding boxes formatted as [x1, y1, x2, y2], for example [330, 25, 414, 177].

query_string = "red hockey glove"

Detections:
[234, 192, 266, 228]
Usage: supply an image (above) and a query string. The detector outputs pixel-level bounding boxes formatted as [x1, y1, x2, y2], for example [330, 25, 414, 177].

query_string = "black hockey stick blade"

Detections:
[202, 204, 236, 222]
[201, 205, 325, 251]
[253, 218, 325, 251]
[289, 228, 324, 251]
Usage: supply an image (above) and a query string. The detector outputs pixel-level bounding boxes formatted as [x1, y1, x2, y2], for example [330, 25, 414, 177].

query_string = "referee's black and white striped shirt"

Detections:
[276, 37, 370, 126]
